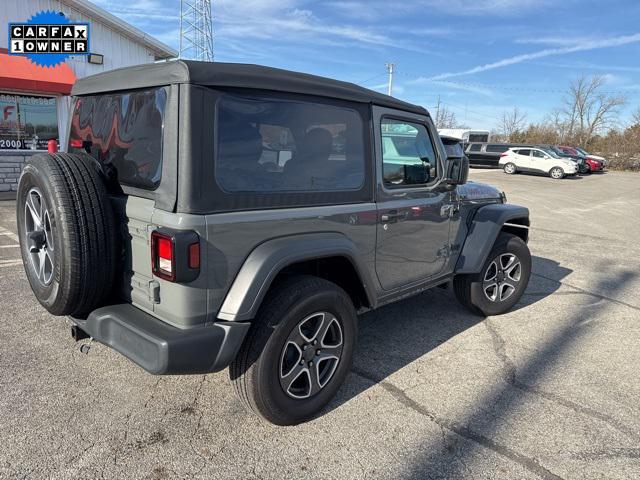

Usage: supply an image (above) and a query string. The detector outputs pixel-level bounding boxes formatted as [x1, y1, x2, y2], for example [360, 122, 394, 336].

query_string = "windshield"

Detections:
[542, 148, 561, 159]
[575, 147, 588, 156]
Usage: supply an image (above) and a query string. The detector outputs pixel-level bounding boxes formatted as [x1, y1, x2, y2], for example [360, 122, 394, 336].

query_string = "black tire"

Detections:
[230, 275, 357, 425]
[16, 153, 118, 316]
[453, 233, 531, 316]
[503, 162, 517, 174]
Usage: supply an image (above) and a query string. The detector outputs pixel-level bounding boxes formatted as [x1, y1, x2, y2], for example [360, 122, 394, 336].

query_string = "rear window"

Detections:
[486, 144, 509, 153]
[215, 93, 365, 193]
[68, 87, 168, 190]
[468, 133, 489, 142]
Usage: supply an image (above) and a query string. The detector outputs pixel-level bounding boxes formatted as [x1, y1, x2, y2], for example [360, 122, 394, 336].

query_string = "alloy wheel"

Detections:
[551, 168, 563, 179]
[483, 253, 521, 302]
[279, 312, 343, 399]
[24, 187, 55, 286]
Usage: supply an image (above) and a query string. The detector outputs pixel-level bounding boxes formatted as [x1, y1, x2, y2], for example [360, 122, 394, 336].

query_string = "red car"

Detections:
[557, 146, 605, 173]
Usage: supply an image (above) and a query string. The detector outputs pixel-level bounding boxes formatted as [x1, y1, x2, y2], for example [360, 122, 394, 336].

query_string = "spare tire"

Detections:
[17, 153, 118, 316]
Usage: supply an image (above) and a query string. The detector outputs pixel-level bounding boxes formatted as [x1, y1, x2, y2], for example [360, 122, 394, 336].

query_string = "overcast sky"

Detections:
[96, 0, 640, 130]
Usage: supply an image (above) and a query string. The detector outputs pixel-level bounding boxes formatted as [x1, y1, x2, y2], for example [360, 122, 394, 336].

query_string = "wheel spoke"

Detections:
[484, 282, 498, 301]
[37, 250, 46, 282]
[281, 363, 309, 397]
[26, 193, 42, 228]
[299, 312, 326, 343]
[307, 362, 322, 397]
[318, 315, 340, 348]
[505, 262, 521, 281]
[500, 254, 516, 270]
[484, 261, 497, 282]
[499, 283, 515, 301]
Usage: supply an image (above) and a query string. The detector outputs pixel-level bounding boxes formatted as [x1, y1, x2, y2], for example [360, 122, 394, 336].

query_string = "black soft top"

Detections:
[71, 60, 427, 116]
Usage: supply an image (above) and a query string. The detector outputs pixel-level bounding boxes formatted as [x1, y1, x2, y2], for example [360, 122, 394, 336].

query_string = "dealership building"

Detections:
[0, 0, 176, 197]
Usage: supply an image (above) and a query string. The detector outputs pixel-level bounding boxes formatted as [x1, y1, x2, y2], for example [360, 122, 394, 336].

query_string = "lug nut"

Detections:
[313, 340, 318, 346]
[303, 345, 308, 351]
[308, 361, 314, 367]
[316, 349, 321, 355]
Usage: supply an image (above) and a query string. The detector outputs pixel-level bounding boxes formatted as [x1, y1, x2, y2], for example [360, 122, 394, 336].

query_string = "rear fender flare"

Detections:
[455, 204, 530, 274]
[217, 233, 376, 321]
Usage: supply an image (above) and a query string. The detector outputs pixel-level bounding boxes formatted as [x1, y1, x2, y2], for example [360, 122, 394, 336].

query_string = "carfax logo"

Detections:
[8, 11, 90, 67]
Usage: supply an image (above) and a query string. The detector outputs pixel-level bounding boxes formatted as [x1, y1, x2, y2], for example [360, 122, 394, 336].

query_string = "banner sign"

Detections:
[8, 11, 90, 67]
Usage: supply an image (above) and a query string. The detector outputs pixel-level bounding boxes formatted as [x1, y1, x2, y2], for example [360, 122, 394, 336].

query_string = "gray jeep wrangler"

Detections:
[17, 61, 531, 425]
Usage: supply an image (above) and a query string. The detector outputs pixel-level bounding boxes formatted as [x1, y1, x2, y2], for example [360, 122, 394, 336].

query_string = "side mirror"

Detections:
[445, 155, 469, 185]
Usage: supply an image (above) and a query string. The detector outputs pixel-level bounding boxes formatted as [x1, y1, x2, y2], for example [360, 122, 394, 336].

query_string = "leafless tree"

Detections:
[632, 106, 640, 126]
[434, 101, 459, 129]
[499, 107, 527, 142]
[562, 75, 626, 145]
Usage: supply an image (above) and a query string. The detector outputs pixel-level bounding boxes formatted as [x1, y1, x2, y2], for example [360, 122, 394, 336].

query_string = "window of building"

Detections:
[215, 93, 365, 193]
[381, 118, 437, 187]
[0, 94, 58, 150]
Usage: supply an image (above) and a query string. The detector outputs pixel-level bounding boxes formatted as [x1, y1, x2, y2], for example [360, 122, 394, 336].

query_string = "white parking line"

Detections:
[0, 259, 23, 268]
[0, 226, 19, 242]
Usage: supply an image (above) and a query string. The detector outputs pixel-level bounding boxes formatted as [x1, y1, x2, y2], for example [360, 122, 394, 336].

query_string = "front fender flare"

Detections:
[217, 233, 376, 321]
[455, 204, 529, 274]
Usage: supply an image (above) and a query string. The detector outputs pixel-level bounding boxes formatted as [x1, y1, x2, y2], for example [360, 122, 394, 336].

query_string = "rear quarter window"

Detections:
[486, 144, 509, 153]
[68, 87, 168, 190]
[215, 92, 365, 193]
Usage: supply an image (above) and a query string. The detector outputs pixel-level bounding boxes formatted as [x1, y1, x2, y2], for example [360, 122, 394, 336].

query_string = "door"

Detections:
[515, 149, 532, 171]
[530, 149, 548, 172]
[374, 110, 452, 291]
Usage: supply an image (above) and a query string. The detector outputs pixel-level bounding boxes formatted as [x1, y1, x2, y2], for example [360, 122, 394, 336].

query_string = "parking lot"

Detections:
[1, 169, 639, 480]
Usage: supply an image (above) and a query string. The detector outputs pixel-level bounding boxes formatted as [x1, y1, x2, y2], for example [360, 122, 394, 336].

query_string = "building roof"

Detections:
[72, 60, 428, 115]
[0, 52, 76, 94]
[61, 0, 177, 59]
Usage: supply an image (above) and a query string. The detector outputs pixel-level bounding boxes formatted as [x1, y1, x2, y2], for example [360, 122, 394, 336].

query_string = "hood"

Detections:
[457, 181, 503, 202]
[587, 155, 605, 163]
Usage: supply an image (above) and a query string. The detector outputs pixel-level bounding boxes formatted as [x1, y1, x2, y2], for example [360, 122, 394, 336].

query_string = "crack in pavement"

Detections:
[531, 272, 640, 312]
[483, 320, 640, 441]
[351, 366, 564, 480]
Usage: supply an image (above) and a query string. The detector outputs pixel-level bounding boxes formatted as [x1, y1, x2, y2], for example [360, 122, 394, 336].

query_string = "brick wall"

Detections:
[0, 151, 39, 199]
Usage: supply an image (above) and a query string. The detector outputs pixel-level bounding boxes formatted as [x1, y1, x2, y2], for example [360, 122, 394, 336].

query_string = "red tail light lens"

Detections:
[69, 139, 83, 148]
[151, 231, 175, 281]
[500, 153, 508, 157]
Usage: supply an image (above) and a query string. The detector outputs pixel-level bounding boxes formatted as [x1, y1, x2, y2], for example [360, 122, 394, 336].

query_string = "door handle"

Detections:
[381, 210, 403, 222]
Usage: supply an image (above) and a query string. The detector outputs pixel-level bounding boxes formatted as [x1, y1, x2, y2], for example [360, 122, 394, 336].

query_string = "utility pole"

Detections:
[435, 95, 441, 127]
[385, 63, 395, 96]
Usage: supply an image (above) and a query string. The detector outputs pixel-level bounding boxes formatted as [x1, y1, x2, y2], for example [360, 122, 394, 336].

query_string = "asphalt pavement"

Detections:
[1, 169, 639, 479]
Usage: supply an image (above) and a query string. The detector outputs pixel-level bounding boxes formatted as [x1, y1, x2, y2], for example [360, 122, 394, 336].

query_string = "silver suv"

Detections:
[17, 61, 531, 425]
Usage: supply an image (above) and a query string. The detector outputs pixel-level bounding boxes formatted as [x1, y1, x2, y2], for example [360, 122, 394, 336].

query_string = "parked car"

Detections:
[573, 146, 606, 165]
[557, 146, 605, 172]
[465, 142, 532, 167]
[535, 144, 589, 174]
[16, 60, 531, 426]
[499, 147, 578, 179]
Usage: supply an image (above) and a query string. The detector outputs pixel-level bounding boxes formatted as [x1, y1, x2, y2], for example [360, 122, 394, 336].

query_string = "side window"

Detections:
[518, 149, 531, 156]
[468, 143, 482, 152]
[381, 118, 437, 187]
[486, 144, 508, 153]
[215, 93, 365, 193]
[532, 150, 545, 158]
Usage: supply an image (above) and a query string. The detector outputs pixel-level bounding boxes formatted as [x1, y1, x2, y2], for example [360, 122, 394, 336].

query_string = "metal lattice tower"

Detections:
[179, 0, 214, 61]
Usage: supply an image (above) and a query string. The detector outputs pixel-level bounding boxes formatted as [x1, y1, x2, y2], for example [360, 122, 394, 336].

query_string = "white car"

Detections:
[499, 147, 578, 179]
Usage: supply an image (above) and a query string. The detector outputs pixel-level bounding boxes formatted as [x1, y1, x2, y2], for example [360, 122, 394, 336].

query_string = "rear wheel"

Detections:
[454, 233, 531, 316]
[503, 163, 517, 174]
[16, 153, 118, 316]
[230, 276, 357, 425]
[550, 167, 564, 179]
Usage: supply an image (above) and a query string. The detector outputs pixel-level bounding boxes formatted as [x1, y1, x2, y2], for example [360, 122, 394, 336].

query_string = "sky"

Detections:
[95, 0, 640, 130]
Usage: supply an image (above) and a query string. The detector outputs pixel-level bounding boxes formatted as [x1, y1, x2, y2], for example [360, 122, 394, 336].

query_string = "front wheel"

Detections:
[453, 233, 531, 316]
[549, 167, 564, 179]
[229, 276, 357, 425]
[503, 163, 517, 174]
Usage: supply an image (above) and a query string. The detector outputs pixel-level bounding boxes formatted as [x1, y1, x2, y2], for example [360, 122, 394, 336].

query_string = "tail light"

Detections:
[69, 139, 83, 149]
[152, 229, 200, 283]
[500, 153, 508, 157]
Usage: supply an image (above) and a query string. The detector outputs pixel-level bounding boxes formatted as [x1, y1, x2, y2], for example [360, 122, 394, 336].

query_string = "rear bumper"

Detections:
[71, 304, 250, 375]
